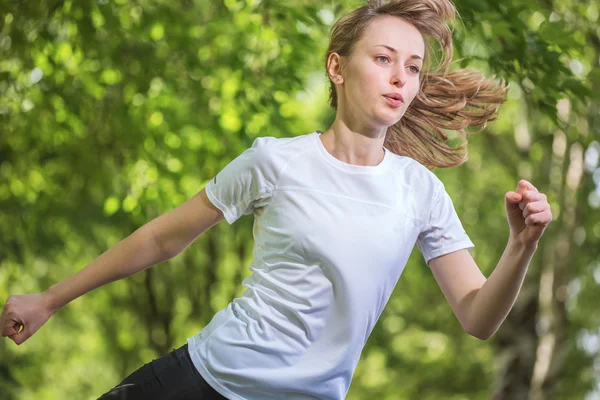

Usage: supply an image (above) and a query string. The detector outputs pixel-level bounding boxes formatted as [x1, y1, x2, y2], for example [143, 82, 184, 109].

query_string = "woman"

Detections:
[0, 0, 552, 399]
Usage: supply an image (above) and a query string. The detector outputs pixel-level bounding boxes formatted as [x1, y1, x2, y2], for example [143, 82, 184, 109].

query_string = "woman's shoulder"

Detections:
[242, 132, 316, 174]
[385, 154, 443, 207]
[387, 153, 441, 184]
[249, 131, 315, 150]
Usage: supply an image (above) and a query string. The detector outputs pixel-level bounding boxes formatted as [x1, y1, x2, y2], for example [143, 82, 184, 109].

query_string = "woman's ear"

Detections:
[327, 52, 345, 84]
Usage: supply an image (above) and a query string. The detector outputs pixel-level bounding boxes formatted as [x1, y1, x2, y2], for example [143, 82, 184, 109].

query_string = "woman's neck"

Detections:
[319, 121, 386, 167]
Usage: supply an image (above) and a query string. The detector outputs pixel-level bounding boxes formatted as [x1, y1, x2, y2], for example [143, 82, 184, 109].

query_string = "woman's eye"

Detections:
[376, 56, 390, 63]
[409, 66, 420, 74]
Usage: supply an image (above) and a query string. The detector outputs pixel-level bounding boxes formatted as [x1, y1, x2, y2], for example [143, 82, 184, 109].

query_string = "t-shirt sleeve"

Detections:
[204, 137, 278, 225]
[416, 183, 475, 266]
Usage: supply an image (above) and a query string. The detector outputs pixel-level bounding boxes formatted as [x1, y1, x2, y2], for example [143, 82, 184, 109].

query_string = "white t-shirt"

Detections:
[187, 131, 474, 400]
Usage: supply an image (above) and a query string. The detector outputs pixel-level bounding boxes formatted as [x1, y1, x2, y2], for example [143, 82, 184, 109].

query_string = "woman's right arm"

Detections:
[0, 187, 224, 345]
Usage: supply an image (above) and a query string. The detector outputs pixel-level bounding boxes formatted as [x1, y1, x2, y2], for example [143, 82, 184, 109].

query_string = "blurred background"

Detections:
[0, 0, 599, 399]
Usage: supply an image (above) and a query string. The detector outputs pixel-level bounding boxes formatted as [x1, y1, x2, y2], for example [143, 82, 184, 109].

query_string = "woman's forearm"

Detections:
[43, 224, 171, 313]
[467, 237, 538, 339]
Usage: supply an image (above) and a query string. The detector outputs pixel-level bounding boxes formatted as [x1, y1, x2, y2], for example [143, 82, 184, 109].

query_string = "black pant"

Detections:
[98, 343, 227, 399]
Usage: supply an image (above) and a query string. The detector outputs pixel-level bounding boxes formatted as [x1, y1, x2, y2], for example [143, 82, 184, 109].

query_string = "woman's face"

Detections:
[331, 16, 425, 130]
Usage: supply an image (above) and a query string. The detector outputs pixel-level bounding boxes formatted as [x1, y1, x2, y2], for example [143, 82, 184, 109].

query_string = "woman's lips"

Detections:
[383, 95, 403, 107]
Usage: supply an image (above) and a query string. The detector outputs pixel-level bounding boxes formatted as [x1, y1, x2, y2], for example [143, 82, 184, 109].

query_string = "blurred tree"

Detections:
[447, 1, 599, 399]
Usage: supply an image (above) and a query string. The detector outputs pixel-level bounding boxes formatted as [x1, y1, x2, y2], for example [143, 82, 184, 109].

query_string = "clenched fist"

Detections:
[1, 293, 56, 345]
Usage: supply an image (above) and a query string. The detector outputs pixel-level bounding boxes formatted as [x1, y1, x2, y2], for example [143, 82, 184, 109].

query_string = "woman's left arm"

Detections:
[429, 179, 553, 340]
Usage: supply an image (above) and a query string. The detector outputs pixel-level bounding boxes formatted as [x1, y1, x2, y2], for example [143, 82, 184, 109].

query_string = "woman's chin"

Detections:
[378, 110, 404, 126]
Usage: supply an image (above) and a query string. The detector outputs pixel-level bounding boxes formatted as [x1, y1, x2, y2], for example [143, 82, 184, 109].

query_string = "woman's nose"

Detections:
[391, 68, 407, 88]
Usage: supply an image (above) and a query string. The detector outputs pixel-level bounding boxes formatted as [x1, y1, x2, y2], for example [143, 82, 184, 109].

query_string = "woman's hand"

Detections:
[0, 293, 57, 345]
[505, 179, 553, 247]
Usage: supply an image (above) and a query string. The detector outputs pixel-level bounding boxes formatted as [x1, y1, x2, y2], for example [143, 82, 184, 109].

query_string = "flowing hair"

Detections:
[325, 0, 508, 169]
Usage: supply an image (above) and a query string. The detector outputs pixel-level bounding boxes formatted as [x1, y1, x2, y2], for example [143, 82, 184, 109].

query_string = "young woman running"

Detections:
[0, 0, 552, 399]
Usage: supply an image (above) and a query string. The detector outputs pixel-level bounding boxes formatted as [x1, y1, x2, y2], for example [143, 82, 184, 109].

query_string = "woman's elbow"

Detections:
[466, 325, 495, 341]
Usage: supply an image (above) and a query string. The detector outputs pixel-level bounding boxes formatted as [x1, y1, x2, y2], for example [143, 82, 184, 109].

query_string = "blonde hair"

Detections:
[325, 0, 508, 169]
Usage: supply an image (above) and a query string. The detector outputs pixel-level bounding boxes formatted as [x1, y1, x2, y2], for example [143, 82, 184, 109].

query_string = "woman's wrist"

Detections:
[42, 286, 65, 315]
